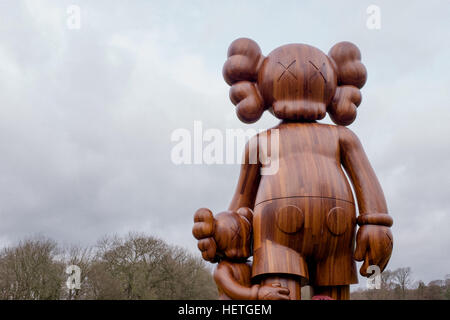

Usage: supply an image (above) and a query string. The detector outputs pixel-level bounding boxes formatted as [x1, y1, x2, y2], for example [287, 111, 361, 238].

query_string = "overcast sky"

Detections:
[0, 0, 449, 288]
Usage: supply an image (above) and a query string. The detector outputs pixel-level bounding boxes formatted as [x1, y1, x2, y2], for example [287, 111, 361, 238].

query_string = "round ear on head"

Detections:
[328, 41, 367, 126]
[223, 38, 266, 124]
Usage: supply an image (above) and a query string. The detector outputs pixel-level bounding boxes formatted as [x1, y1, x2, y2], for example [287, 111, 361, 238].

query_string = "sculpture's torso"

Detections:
[255, 121, 355, 206]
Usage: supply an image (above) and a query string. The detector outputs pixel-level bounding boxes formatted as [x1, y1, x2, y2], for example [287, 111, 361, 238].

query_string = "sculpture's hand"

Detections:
[354, 225, 393, 276]
[257, 283, 290, 300]
[192, 208, 218, 262]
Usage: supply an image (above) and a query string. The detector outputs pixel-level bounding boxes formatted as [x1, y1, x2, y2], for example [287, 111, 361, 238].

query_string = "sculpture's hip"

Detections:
[252, 196, 358, 286]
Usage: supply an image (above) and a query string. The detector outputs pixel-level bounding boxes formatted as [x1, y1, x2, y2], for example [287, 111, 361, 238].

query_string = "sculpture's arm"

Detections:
[339, 126, 388, 214]
[228, 137, 261, 211]
[214, 261, 290, 300]
[193, 139, 260, 262]
[214, 262, 260, 300]
[339, 126, 393, 276]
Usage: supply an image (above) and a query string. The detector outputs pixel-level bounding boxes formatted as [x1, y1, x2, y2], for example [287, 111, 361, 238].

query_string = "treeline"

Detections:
[0, 233, 218, 300]
[351, 267, 450, 300]
[1, 235, 448, 300]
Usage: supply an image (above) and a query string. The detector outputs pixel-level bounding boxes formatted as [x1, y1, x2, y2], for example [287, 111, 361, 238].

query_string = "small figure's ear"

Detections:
[223, 38, 266, 123]
[328, 42, 367, 126]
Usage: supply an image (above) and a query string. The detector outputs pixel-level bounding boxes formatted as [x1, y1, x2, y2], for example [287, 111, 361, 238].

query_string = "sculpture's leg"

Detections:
[261, 276, 302, 300]
[312, 285, 350, 300]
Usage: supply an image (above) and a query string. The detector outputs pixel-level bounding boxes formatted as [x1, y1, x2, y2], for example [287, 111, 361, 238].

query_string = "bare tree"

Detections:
[0, 237, 64, 300]
[380, 269, 395, 290]
[351, 267, 450, 300]
[425, 280, 444, 300]
[86, 233, 217, 299]
[0, 233, 217, 300]
[393, 267, 412, 299]
[59, 244, 96, 300]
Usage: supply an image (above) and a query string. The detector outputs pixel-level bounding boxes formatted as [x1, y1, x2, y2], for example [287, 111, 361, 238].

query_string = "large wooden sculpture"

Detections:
[192, 38, 393, 300]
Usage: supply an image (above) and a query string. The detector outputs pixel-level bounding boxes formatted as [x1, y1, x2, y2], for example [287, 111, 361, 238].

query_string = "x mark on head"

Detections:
[277, 60, 297, 81]
[308, 60, 327, 83]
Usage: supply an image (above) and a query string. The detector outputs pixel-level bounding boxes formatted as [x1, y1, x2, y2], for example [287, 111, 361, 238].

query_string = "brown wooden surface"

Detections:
[214, 261, 291, 300]
[193, 38, 393, 300]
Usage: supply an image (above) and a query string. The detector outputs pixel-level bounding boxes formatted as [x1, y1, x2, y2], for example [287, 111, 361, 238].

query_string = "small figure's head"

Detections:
[214, 207, 253, 261]
[223, 38, 367, 126]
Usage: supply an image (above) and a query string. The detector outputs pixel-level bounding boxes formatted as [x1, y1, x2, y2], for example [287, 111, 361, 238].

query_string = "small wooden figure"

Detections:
[194, 207, 291, 300]
[193, 38, 393, 300]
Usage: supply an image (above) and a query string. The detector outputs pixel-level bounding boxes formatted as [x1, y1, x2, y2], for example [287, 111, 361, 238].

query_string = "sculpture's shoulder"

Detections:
[335, 125, 361, 150]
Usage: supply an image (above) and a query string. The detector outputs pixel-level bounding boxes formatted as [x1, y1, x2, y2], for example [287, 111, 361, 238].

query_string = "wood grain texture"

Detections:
[258, 44, 336, 122]
[214, 261, 256, 300]
[214, 261, 291, 300]
[313, 285, 350, 300]
[193, 38, 393, 300]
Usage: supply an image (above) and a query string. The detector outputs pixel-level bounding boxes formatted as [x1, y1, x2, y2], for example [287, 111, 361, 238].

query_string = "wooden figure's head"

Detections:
[223, 38, 367, 126]
[214, 208, 253, 261]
